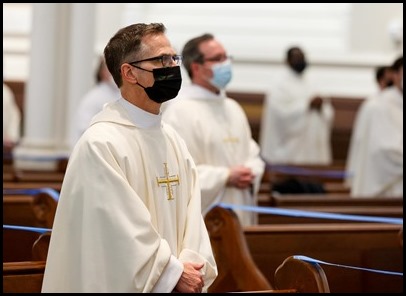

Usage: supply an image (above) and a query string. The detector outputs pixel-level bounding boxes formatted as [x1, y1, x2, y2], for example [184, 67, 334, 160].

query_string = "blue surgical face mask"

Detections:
[209, 60, 232, 90]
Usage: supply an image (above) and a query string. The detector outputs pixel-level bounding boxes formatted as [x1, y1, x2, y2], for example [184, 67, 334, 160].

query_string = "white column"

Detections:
[14, 3, 96, 170]
[66, 3, 97, 148]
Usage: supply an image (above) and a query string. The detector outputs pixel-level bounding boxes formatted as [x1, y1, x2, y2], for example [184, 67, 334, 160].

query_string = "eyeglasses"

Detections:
[129, 55, 182, 68]
[203, 55, 233, 63]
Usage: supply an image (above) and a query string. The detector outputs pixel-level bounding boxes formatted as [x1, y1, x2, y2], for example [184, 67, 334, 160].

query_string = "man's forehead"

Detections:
[200, 39, 225, 55]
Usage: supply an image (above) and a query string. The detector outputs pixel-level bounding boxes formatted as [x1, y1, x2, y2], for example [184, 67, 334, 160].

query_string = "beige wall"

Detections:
[350, 3, 403, 53]
[3, 3, 403, 97]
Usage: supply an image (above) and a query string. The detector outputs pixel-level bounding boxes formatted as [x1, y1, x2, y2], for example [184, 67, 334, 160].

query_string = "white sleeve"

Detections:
[151, 255, 184, 293]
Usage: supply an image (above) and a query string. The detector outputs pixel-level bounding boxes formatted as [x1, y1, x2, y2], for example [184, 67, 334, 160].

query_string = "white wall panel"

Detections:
[3, 3, 403, 97]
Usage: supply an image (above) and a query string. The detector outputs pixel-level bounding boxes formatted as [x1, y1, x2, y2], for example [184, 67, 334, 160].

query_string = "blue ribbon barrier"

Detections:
[3, 224, 51, 234]
[295, 255, 403, 277]
[4, 202, 402, 277]
[217, 202, 403, 225]
[266, 163, 350, 179]
[215, 203, 403, 277]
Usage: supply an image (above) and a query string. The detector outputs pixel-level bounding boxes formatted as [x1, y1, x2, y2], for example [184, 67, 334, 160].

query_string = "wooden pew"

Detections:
[226, 91, 265, 144]
[3, 190, 58, 228]
[3, 226, 330, 293]
[205, 206, 272, 292]
[3, 230, 49, 292]
[3, 261, 46, 293]
[3, 158, 67, 183]
[3, 154, 69, 184]
[266, 193, 403, 208]
[3, 156, 14, 179]
[244, 222, 403, 293]
[205, 206, 330, 293]
[3, 226, 49, 262]
[258, 206, 403, 224]
[3, 181, 63, 192]
[257, 193, 403, 224]
[274, 255, 330, 293]
[266, 163, 347, 184]
[260, 163, 351, 196]
[329, 96, 364, 164]
[11, 170, 65, 183]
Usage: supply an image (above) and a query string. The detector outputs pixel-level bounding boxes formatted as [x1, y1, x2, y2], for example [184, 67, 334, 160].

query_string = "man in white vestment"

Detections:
[259, 46, 334, 165]
[71, 56, 120, 148]
[345, 64, 394, 191]
[3, 82, 21, 149]
[345, 56, 403, 197]
[162, 33, 265, 227]
[42, 23, 217, 293]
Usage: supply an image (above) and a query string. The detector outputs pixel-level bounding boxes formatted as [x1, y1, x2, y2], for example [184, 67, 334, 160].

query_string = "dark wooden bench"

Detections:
[3, 261, 46, 293]
[256, 193, 403, 224]
[258, 206, 403, 224]
[265, 193, 403, 207]
[11, 170, 65, 183]
[226, 91, 265, 144]
[2, 230, 49, 292]
[231, 256, 331, 293]
[274, 255, 330, 293]
[3, 181, 63, 192]
[330, 96, 364, 164]
[259, 163, 351, 197]
[205, 206, 330, 293]
[3, 223, 330, 293]
[265, 163, 347, 184]
[3, 226, 51, 262]
[3, 158, 67, 183]
[3, 190, 58, 228]
[244, 222, 403, 293]
[205, 205, 272, 292]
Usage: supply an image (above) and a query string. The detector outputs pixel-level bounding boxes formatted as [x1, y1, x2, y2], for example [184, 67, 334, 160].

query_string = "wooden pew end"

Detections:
[274, 256, 330, 293]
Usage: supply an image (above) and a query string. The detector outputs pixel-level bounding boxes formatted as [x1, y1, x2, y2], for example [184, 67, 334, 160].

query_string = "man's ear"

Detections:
[121, 64, 138, 84]
[191, 61, 201, 76]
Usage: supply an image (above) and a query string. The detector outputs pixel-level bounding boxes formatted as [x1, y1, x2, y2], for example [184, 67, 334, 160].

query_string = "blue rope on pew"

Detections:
[217, 202, 403, 225]
[6, 224, 401, 277]
[3, 187, 60, 201]
[216, 203, 403, 277]
[3, 224, 51, 234]
[4, 202, 402, 277]
[266, 163, 349, 179]
[295, 255, 403, 277]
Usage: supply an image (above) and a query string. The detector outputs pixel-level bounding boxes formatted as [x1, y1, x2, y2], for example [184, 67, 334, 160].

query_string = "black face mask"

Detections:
[136, 66, 182, 103]
[291, 61, 307, 74]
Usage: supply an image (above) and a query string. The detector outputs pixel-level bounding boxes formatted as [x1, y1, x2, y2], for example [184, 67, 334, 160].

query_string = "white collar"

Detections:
[118, 97, 162, 129]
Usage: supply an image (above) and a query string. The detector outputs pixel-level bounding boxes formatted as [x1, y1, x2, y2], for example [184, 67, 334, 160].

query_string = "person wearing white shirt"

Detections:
[259, 46, 334, 165]
[345, 56, 403, 197]
[42, 23, 217, 293]
[163, 33, 265, 227]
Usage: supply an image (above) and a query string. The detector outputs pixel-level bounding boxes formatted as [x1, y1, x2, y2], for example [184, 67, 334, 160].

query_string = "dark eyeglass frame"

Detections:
[129, 54, 182, 67]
